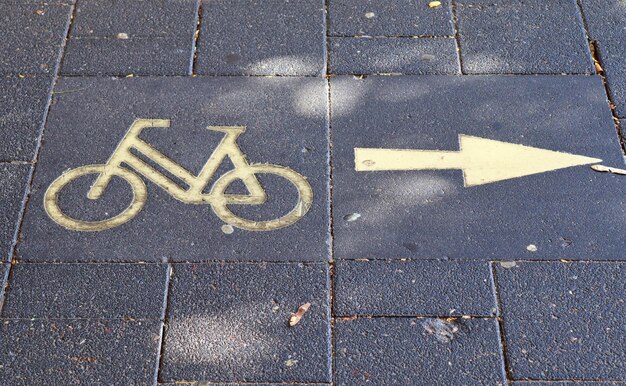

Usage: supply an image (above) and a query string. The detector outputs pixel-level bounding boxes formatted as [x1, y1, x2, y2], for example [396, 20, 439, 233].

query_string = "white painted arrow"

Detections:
[355, 134, 602, 187]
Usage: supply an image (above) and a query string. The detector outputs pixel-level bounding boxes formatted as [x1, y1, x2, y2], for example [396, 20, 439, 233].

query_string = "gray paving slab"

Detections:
[495, 262, 626, 380]
[329, 0, 454, 37]
[457, 0, 594, 74]
[0, 75, 53, 161]
[331, 75, 626, 261]
[71, 0, 199, 37]
[160, 262, 330, 383]
[196, 0, 325, 76]
[329, 37, 459, 75]
[334, 260, 496, 316]
[0, 3, 71, 74]
[334, 317, 505, 385]
[0, 164, 30, 262]
[59, 0, 198, 76]
[579, 0, 626, 41]
[61, 37, 195, 76]
[2, 263, 167, 318]
[0, 319, 161, 385]
[17, 76, 329, 262]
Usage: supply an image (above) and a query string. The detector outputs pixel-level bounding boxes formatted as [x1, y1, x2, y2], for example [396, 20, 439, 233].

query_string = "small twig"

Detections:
[591, 164, 626, 175]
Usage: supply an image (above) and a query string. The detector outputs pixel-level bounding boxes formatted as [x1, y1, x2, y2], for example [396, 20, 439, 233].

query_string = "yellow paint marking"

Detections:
[44, 119, 313, 232]
[355, 134, 602, 187]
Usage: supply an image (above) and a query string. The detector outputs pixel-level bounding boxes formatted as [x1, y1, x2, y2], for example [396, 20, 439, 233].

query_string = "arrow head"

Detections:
[459, 135, 602, 187]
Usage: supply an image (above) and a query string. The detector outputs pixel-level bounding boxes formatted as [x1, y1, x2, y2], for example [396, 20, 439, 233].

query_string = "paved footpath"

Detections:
[0, 0, 625, 385]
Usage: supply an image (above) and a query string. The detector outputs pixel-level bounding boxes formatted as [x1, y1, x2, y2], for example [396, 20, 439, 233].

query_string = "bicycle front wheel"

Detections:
[44, 164, 147, 232]
[210, 164, 313, 231]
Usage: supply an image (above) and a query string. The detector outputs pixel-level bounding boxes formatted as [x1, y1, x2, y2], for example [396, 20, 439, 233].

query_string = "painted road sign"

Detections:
[17, 77, 329, 262]
[44, 119, 312, 232]
[331, 75, 626, 260]
[355, 134, 602, 187]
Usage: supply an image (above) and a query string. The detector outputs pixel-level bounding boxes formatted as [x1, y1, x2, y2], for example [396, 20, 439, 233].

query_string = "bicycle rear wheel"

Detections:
[210, 164, 313, 231]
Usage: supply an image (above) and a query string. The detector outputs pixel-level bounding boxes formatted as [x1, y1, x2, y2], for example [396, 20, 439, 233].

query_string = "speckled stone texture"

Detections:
[580, 0, 626, 117]
[495, 262, 626, 380]
[0, 164, 30, 262]
[457, 0, 593, 74]
[160, 262, 331, 383]
[17, 76, 329, 262]
[2, 263, 168, 318]
[329, 0, 454, 37]
[0, 3, 71, 74]
[329, 37, 459, 74]
[61, 0, 199, 75]
[0, 76, 53, 161]
[334, 260, 497, 316]
[334, 317, 505, 385]
[331, 75, 625, 260]
[196, 0, 326, 75]
[0, 319, 162, 385]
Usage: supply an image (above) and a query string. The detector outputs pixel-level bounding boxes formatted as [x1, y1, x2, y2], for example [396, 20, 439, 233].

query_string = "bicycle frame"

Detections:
[87, 119, 267, 205]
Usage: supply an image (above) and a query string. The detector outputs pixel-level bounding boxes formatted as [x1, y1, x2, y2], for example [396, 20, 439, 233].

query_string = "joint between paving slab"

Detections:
[160, 382, 331, 385]
[326, 261, 334, 385]
[9, 261, 172, 266]
[11, 259, 334, 265]
[0, 263, 10, 315]
[328, 34, 455, 39]
[575, 0, 626, 155]
[42, 72, 599, 79]
[6, 10, 74, 261]
[190, 0, 202, 76]
[11, 258, 626, 264]
[1, 263, 18, 315]
[58, 73, 323, 79]
[513, 378, 626, 383]
[154, 264, 172, 384]
[8, 2, 74, 266]
[450, 0, 465, 75]
[334, 257, 626, 263]
[333, 315, 499, 320]
[3, 1, 73, 317]
[323, 1, 337, 383]
[0, 317, 162, 321]
[489, 262, 513, 383]
[55, 1, 78, 76]
[334, 71, 597, 77]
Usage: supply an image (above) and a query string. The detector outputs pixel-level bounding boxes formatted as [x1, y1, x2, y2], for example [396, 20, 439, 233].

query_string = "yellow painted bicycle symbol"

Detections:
[44, 119, 313, 232]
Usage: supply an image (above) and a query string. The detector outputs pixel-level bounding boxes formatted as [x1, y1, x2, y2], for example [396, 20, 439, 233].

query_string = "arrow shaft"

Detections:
[355, 148, 465, 171]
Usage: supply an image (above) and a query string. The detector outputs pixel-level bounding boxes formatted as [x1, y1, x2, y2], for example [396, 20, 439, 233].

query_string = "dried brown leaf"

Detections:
[289, 303, 311, 326]
[594, 61, 603, 73]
